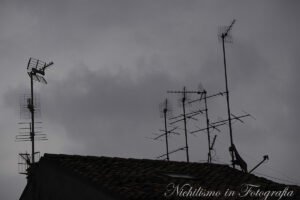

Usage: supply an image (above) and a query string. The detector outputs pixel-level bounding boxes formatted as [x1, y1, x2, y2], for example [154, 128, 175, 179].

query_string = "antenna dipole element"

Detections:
[222, 19, 236, 38]
[220, 19, 236, 168]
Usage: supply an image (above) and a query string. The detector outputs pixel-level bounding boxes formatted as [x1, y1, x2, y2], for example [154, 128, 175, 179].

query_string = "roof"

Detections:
[33, 154, 300, 200]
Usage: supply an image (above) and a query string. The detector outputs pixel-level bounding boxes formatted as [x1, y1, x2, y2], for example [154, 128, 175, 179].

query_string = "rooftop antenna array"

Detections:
[149, 19, 269, 174]
[17, 58, 53, 175]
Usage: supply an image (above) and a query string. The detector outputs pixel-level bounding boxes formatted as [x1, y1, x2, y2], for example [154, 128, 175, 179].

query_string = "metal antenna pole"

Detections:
[30, 72, 35, 164]
[221, 19, 236, 168]
[182, 87, 189, 162]
[203, 90, 212, 163]
[164, 99, 169, 161]
[29, 70, 36, 200]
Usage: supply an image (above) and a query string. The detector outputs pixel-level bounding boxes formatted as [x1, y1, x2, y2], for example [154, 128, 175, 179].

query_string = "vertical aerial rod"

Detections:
[203, 90, 212, 163]
[221, 19, 236, 168]
[30, 72, 35, 164]
[182, 87, 189, 163]
[163, 99, 169, 161]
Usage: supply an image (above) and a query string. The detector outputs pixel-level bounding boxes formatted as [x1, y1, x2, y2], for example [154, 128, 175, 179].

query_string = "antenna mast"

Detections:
[219, 19, 236, 168]
[159, 98, 173, 161]
[163, 99, 169, 160]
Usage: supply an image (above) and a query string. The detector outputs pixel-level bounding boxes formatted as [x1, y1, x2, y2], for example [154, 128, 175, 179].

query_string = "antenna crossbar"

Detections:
[169, 109, 204, 120]
[211, 114, 250, 125]
[190, 113, 250, 134]
[167, 90, 204, 94]
[188, 91, 226, 104]
[169, 112, 202, 125]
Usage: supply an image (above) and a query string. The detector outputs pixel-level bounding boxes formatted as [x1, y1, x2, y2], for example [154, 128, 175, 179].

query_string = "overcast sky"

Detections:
[1, 0, 300, 199]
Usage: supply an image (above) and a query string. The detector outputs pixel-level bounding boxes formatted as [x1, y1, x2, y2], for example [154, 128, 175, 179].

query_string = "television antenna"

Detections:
[151, 99, 183, 161]
[218, 19, 238, 168]
[218, 20, 260, 172]
[19, 57, 53, 168]
[188, 89, 225, 163]
[167, 86, 207, 163]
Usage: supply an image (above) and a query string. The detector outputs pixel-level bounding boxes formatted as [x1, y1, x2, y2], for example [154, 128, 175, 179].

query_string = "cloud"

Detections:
[38, 63, 181, 157]
[2, 1, 300, 199]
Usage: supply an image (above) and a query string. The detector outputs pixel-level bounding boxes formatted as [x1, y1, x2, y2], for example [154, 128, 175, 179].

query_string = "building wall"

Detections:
[20, 161, 118, 200]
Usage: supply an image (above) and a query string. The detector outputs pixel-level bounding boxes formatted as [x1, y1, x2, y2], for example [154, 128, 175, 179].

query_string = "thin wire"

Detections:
[261, 165, 300, 185]
[253, 172, 300, 186]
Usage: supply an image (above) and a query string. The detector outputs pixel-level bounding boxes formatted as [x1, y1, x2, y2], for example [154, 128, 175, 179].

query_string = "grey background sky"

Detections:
[1, 0, 300, 199]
